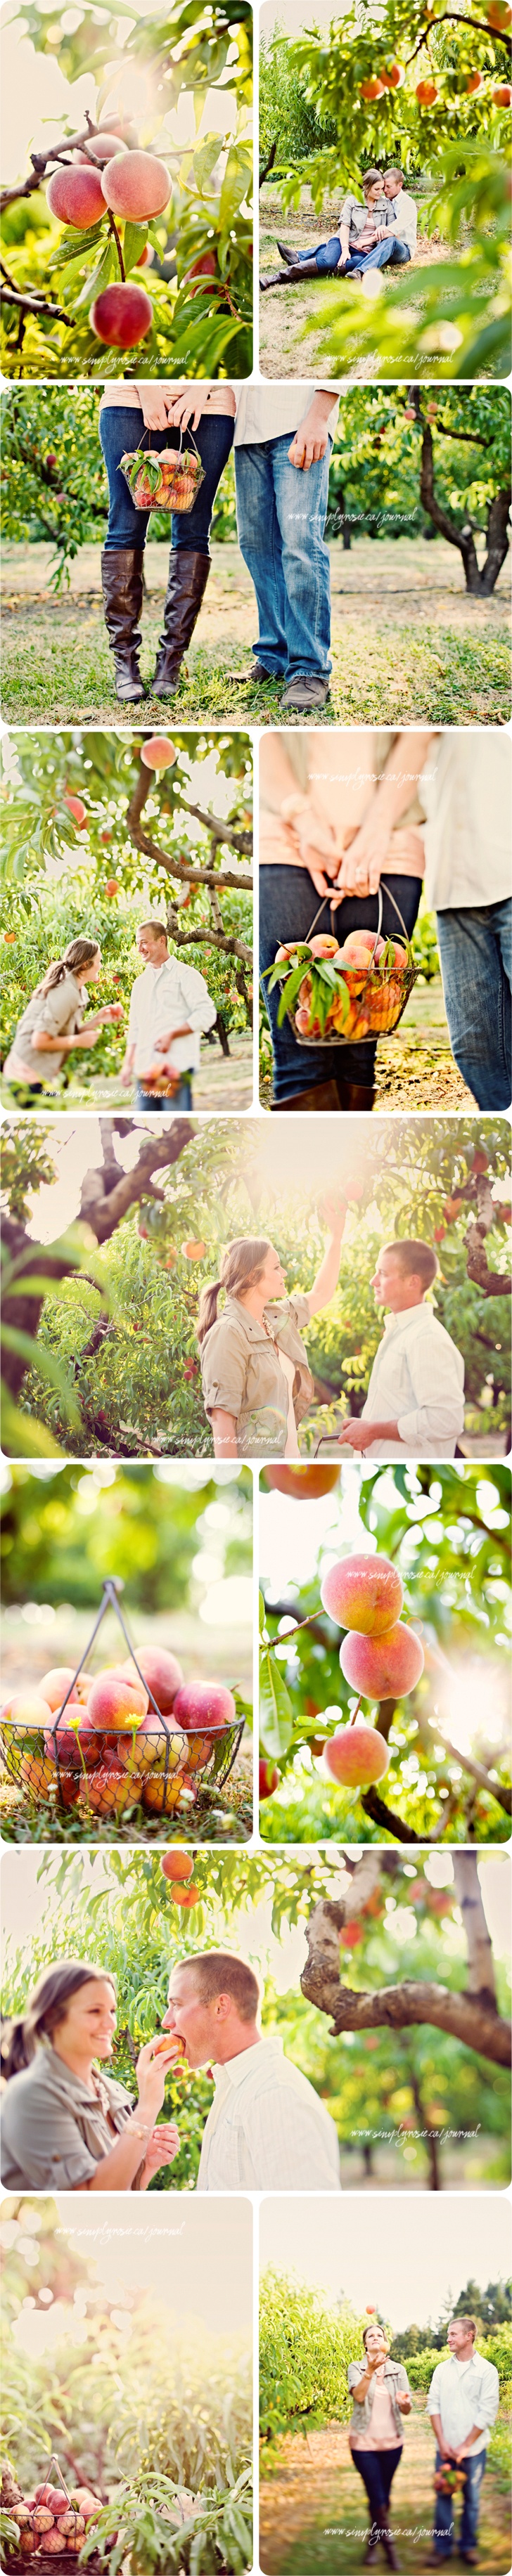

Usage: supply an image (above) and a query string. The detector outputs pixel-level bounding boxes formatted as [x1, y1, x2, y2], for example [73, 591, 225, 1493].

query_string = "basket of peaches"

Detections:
[0, 1580, 244, 1831]
[264, 884, 417, 1047]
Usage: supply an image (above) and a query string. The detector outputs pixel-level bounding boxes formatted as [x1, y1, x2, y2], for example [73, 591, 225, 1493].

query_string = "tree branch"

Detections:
[0, 116, 125, 213]
[0, 262, 75, 327]
[300, 1900, 511, 2065]
[126, 765, 252, 893]
[361, 1785, 424, 1840]
[406, 11, 511, 63]
[78, 1122, 193, 1242]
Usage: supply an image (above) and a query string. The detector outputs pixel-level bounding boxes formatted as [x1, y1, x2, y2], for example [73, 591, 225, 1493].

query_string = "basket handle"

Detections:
[134, 423, 185, 460]
[305, 878, 412, 959]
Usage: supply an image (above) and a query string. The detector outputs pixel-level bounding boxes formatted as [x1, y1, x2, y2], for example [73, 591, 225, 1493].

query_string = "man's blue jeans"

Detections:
[260, 866, 421, 1098]
[432, 2448, 487, 2558]
[297, 235, 411, 273]
[235, 434, 332, 680]
[436, 900, 511, 1110]
[136, 1079, 193, 1111]
[99, 406, 234, 556]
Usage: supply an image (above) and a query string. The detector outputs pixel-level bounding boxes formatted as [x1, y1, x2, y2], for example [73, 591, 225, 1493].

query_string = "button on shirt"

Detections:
[427, 2352, 499, 2457]
[360, 1304, 465, 1458]
[127, 959, 216, 1076]
[0, 2040, 134, 2192]
[196, 2037, 341, 2191]
[234, 386, 340, 443]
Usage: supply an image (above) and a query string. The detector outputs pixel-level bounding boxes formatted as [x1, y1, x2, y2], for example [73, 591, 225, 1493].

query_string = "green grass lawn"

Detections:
[1, 537, 509, 726]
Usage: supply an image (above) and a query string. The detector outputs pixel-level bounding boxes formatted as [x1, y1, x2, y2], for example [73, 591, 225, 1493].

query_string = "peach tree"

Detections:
[328, 385, 511, 595]
[0, 0, 252, 378]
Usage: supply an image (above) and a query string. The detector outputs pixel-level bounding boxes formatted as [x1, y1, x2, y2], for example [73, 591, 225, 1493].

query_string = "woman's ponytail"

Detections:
[1, 2014, 32, 2079]
[197, 1279, 222, 1347]
[196, 1238, 271, 1349]
[36, 939, 101, 999]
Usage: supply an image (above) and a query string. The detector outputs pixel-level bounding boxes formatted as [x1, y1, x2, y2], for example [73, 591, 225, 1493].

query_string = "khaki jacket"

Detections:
[200, 1291, 314, 1457]
[1, 2038, 134, 2191]
[4, 971, 85, 1082]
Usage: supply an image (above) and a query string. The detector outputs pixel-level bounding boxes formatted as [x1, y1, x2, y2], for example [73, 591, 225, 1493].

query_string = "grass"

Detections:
[260, 2402, 512, 2576]
[1, 536, 509, 726]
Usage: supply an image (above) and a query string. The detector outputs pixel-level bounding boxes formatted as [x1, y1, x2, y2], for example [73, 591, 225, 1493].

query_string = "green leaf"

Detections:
[122, 220, 149, 275]
[260, 1648, 293, 1759]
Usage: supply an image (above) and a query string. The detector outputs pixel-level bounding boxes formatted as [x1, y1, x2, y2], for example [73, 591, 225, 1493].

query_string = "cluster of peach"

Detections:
[274, 930, 411, 1044]
[2, 1648, 237, 1822]
[46, 132, 172, 349]
[260, 1508, 424, 1798]
[1, 2471, 103, 2561]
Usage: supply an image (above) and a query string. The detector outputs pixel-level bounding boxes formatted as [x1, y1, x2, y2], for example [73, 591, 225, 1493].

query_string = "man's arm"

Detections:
[288, 390, 335, 470]
[429, 2412, 452, 2460]
[337, 1418, 402, 1451]
[392, 1334, 464, 1451]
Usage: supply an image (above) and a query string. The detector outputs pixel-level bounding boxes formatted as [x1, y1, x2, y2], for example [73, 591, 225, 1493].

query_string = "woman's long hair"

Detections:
[197, 1236, 272, 1347]
[1, 1960, 116, 2079]
[34, 940, 100, 999]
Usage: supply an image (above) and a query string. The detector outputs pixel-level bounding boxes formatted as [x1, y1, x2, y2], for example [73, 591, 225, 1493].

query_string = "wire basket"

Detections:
[264, 881, 418, 1049]
[119, 425, 205, 514]
[0, 2452, 107, 2572]
[0, 1579, 244, 1832]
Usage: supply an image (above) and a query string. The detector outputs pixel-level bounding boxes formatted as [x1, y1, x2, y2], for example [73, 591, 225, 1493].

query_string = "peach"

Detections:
[180, 1733, 213, 1773]
[173, 1679, 236, 1733]
[91, 283, 153, 347]
[340, 1622, 425, 1700]
[117, 1717, 186, 1778]
[321, 1553, 404, 1636]
[20, 1754, 55, 1801]
[101, 149, 171, 220]
[295, 1007, 312, 1033]
[161, 1850, 195, 1879]
[309, 935, 339, 958]
[141, 737, 178, 770]
[266, 1465, 341, 1500]
[143, 1772, 186, 1814]
[44, 1711, 103, 1771]
[3, 1690, 52, 1731]
[39, 1666, 79, 1712]
[77, 1763, 134, 1817]
[63, 791, 87, 828]
[87, 1668, 148, 1731]
[260, 1759, 279, 1797]
[120, 1645, 184, 1714]
[46, 164, 105, 228]
[324, 1721, 390, 1787]
[77, 133, 127, 165]
[181, 1241, 206, 1260]
[275, 943, 300, 964]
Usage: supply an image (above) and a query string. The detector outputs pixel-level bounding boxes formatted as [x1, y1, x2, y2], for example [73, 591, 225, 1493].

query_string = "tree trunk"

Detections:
[452, 1852, 499, 2012]
[300, 1895, 511, 2064]
[419, 421, 511, 597]
[404, 2053, 441, 2191]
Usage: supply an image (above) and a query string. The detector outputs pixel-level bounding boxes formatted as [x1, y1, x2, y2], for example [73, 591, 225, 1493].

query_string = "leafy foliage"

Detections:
[260, 2270, 512, 2451]
[0, 387, 239, 581]
[1, 2, 252, 379]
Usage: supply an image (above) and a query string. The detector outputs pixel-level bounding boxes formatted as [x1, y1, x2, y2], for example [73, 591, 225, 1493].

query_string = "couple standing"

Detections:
[99, 379, 338, 715]
[198, 1215, 464, 1461]
[348, 2318, 498, 2572]
[4, 919, 215, 1111]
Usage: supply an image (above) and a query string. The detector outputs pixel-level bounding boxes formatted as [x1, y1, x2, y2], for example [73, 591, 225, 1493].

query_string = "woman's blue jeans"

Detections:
[436, 900, 511, 1110]
[297, 235, 410, 273]
[352, 2446, 402, 2528]
[99, 406, 234, 557]
[260, 867, 421, 1096]
[235, 434, 332, 680]
[432, 2448, 487, 2558]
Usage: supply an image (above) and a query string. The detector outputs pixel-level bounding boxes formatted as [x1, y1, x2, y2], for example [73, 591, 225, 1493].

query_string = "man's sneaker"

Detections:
[281, 673, 331, 711]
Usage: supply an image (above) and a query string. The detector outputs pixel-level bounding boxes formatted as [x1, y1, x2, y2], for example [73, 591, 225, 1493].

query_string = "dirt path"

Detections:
[1, 538, 509, 727]
[260, 2405, 511, 2576]
[259, 216, 461, 382]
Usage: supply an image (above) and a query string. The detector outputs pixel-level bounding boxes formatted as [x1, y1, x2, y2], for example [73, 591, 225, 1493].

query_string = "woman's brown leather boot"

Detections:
[153, 551, 210, 694]
[271, 1080, 343, 1111]
[335, 1078, 376, 1111]
[101, 548, 146, 701]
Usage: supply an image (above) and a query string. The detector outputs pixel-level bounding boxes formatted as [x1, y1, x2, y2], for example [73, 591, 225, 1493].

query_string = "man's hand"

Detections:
[337, 1420, 376, 1452]
[155, 1023, 192, 1050]
[288, 399, 331, 470]
[120, 1060, 133, 1087]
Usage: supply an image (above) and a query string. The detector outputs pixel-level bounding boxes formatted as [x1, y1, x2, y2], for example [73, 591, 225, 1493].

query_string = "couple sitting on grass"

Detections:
[262, 165, 416, 293]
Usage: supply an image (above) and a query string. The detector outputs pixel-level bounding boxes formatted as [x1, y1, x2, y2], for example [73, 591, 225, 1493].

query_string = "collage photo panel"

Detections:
[0, 2, 511, 2576]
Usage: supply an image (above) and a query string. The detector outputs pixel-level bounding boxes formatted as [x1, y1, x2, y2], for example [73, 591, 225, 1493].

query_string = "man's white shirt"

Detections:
[385, 188, 418, 254]
[359, 1303, 465, 1458]
[426, 2352, 499, 2456]
[127, 959, 216, 1076]
[196, 2036, 341, 2190]
[421, 734, 511, 910]
[234, 386, 340, 443]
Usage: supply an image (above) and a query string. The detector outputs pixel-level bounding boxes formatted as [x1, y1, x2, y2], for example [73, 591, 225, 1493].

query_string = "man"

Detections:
[121, 919, 216, 1111]
[233, 384, 339, 712]
[421, 732, 511, 1111]
[383, 165, 417, 263]
[336, 1239, 465, 1460]
[162, 1951, 341, 2189]
[426, 2315, 499, 2564]
[268, 168, 412, 292]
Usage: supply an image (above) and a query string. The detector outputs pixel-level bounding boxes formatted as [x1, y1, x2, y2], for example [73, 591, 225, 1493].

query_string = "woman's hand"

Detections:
[333, 815, 391, 898]
[135, 2034, 179, 2121]
[139, 387, 176, 433]
[283, 798, 343, 900]
[164, 388, 205, 431]
[139, 2121, 181, 2186]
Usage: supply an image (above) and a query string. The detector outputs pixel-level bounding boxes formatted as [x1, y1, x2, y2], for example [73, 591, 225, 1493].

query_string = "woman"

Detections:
[348, 2321, 411, 2570]
[1, 1960, 182, 2192]
[3, 939, 123, 1099]
[198, 1206, 345, 1458]
[98, 380, 236, 701]
[260, 731, 427, 1111]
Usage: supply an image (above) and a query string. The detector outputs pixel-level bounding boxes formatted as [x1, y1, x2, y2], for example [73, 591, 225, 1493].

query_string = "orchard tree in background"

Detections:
[0, 727, 253, 1079]
[329, 387, 511, 596]
[261, 0, 511, 375]
[2, 1846, 510, 2189]
[1, 1114, 510, 1461]
[0, 388, 238, 588]
[0, 0, 252, 378]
